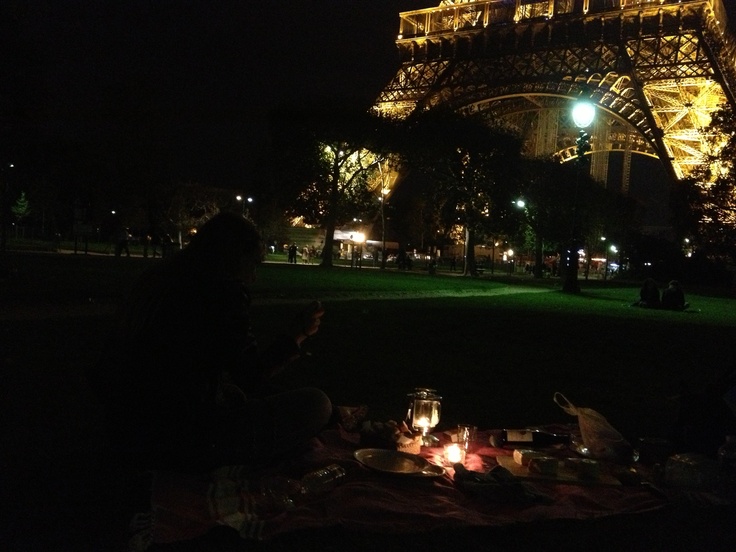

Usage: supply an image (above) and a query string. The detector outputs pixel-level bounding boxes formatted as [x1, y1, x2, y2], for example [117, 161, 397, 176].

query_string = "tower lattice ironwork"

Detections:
[375, 0, 736, 189]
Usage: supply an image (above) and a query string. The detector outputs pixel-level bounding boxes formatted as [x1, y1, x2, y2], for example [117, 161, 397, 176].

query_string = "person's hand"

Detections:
[292, 300, 325, 345]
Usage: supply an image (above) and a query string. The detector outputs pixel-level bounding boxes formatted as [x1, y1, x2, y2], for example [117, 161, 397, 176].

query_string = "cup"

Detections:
[457, 424, 477, 451]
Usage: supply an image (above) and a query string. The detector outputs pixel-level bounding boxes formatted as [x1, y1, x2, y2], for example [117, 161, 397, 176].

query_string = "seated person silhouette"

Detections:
[661, 280, 689, 311]
[633, 278, 660, 308]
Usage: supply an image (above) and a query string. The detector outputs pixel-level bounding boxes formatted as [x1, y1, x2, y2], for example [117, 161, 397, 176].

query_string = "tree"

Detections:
[269, 106, 396, 267]
[398, 109, 522, 276]
[513, 159, 573, 278]
[11, 190, 31, 222]
[164, 182, 232, 246]
[672, 105, 736, 264]
[512, 156, 638, 280]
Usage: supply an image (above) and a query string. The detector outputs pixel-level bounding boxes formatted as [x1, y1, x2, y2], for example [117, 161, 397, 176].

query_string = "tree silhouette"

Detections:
[398, 109, 522, 276]
[269, 106, 397, 267]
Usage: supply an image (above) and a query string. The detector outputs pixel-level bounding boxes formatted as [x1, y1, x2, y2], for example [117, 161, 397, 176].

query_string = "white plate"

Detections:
[410, 463, 446, 478]
[354, 448, 430, 474]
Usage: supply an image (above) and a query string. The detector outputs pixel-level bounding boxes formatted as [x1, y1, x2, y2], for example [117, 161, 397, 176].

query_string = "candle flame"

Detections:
[445, 444, 465, 464]
[415, 416, 430, 428]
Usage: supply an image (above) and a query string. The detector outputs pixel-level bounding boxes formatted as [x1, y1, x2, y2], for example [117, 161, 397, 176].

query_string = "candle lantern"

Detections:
[406, 388, 442, 446]
[444, 443, 466, 466]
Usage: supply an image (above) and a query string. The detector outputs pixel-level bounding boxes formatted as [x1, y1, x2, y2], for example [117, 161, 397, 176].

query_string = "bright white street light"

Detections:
[236, 195, 253, 216]
[564, 100, 596, 294]
[572, 101, 596, 128]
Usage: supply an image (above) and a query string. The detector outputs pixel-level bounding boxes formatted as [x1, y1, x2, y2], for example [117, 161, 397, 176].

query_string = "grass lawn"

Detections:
[2, 251, 735, 549]
[3, 251, 735, 443]
[255, 270, 736, 440]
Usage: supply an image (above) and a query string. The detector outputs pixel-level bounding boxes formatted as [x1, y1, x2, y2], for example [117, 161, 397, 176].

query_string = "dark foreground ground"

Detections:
[2, 252, 736, 551]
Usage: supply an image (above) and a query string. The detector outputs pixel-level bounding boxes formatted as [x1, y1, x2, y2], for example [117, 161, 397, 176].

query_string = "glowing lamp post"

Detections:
[606, 244, 617, 280]
[563, 101, 595, 293]
[572, 101, 595, 129]
[514, 198, 543, 279]
[236, 195, 253, 217]
[350, 231, 365, 269]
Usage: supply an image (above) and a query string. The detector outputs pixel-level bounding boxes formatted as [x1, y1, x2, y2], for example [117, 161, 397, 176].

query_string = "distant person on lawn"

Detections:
[161, 233, 174, 258]
[288, 243, 298, 264]
[91, 212, 331, 472]
[115, 227, 131, 257]
[661, 279, 689, 311]
[632, 278, 660, 308]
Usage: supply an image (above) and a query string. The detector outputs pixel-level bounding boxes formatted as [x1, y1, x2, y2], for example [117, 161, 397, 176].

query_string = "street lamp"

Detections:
[609, 244, 618, 277]
[236, 195, 253, 217]
[600, 236, 607, 280]
[684, 237, 693, 258]
[379, 188, 389, 268]
[514, 198, 543, 278]
[491, 241, 498, 274]
[563, 100, 595, 293]
[572, 101, 595, 129]
[350, 231, 365, 269]
[0, 162, 15, 252]
[377, 161, 394, 269]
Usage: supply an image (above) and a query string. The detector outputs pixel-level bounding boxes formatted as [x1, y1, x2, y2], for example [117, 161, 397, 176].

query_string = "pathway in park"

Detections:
[251, 284, 551, 305]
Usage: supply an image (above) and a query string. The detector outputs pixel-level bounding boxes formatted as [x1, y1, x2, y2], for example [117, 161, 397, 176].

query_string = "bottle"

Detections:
[300, 464, 347, 495]
[717, 435, 736, 472]
[256, 476, 302, 517]
[489, 428, 570, 448]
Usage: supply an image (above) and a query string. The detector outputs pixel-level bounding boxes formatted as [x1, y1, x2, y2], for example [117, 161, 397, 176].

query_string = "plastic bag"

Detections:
[554, 392, 635, 463]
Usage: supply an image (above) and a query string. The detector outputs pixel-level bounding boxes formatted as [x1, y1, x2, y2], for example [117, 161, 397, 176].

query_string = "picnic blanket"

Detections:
[138, 428, 729, 549]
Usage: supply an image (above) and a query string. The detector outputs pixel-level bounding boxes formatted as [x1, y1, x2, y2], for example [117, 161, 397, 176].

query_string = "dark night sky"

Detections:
[2, 1, 426, 189]
[2, 1, 735, 191]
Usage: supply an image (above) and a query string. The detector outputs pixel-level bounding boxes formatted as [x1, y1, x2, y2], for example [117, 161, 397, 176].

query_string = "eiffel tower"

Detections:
[375, 0, 736, 196]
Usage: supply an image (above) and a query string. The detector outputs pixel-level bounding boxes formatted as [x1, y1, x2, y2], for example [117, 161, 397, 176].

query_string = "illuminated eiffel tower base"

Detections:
[375, 0, 736, 197]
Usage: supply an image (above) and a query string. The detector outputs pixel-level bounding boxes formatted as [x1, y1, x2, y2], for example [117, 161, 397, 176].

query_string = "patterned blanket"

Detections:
[130, 426, 730, 550]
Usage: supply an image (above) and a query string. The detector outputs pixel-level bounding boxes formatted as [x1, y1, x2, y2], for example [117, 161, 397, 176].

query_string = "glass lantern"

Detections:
[406, 388, 442, 446]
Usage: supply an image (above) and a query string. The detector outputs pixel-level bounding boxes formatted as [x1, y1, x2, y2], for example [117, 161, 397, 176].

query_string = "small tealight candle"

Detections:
[444, 443, 466, 465]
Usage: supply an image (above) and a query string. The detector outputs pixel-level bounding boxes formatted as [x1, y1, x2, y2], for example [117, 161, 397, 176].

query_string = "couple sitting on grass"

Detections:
[633, 278, 690, 311]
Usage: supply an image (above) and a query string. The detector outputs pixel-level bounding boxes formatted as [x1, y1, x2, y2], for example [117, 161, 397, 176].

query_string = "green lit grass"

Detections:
[2, 252, 735, 452]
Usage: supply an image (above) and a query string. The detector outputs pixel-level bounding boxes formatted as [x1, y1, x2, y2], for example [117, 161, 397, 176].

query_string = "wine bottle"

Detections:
[489, 428, 570, 448]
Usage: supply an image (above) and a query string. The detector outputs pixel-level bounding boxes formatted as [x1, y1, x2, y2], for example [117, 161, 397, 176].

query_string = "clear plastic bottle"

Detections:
[717, 435, 736, 471]
[255, 476, 302, 517]
[300, 464, 347, 495]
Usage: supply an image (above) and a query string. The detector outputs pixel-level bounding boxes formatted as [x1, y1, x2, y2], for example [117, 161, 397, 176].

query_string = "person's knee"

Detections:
[304, 387, 332, 427]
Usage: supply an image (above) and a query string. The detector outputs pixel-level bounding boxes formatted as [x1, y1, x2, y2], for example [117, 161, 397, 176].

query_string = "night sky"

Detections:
[2, 1, 735, 191]
[2, 1, 424, 189]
